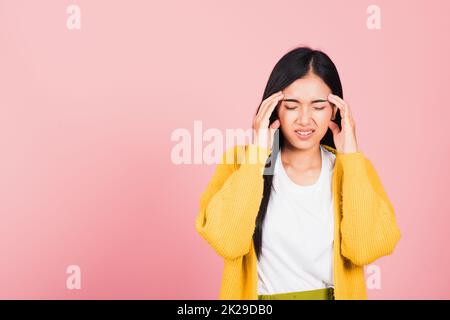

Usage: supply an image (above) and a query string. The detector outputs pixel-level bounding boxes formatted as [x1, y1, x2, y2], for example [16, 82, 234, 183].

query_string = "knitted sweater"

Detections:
[195, 144, 401, 299]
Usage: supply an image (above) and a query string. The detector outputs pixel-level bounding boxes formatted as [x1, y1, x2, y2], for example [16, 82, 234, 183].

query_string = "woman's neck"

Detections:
[281, 143, 322, 170]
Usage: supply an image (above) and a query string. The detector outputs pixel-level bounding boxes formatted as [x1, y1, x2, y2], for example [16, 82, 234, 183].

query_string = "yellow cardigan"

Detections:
[195, 144, 401, 299]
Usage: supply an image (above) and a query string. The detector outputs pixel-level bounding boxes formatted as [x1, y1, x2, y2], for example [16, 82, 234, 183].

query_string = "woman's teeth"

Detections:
[295, 130, 313, 136]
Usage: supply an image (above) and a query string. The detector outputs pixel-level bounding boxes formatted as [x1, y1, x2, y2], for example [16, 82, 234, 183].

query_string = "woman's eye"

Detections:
[285, 105, 325, 110]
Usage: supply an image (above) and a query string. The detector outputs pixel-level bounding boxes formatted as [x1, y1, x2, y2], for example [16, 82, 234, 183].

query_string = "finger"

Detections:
[257, 94, 283, 125]
[256, 91, 283, 115]
[259, 93, 284, 124]
[328, 95, 350, 126]
[256, 91, 283, 120]
[329, 94, 352, 119]
[327, 96, 344, 119]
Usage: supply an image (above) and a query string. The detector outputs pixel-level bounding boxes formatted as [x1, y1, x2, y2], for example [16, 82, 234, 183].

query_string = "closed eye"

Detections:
[285, 106, 326, 110]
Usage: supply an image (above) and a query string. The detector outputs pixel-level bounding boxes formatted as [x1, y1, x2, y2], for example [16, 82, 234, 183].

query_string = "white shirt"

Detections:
[257, 145, 336, 295]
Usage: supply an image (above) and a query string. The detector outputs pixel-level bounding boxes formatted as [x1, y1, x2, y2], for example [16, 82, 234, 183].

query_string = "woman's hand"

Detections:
[252, 91, 284, 149]
[327, 93, 359, 154]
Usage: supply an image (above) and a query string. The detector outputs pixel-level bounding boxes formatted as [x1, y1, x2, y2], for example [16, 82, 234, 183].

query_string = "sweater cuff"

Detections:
[337, 151, 366, 177]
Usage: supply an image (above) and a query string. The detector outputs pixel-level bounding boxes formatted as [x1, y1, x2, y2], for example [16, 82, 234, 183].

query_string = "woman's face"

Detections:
[277, 73, 337, 150]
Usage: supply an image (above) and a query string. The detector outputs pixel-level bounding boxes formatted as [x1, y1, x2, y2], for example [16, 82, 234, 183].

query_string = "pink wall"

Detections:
[0, 0, 448, 299]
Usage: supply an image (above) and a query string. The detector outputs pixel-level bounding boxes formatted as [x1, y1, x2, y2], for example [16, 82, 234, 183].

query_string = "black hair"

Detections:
[252, 46, 343, 260]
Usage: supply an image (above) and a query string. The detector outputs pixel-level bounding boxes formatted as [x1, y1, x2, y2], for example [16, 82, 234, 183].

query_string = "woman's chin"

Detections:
[286, 137, 319, 150]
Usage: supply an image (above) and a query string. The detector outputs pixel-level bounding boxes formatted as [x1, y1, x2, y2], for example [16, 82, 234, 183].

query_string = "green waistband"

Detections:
[258, 287, 334, 300]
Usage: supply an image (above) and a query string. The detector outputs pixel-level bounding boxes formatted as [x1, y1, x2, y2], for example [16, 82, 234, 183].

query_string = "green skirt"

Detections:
[258, 287, 335, 300]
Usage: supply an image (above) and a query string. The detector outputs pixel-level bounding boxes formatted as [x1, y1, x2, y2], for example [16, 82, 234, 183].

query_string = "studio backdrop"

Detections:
[0, 0, 448, 299]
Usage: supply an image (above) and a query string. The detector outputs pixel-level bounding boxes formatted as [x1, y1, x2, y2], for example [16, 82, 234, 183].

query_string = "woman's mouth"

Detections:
[294, 129, 314, 140]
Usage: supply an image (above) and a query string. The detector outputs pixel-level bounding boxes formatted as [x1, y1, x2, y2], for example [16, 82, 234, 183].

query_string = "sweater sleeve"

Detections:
[338, 152, 401, 266]
[195, 144, 270, 260]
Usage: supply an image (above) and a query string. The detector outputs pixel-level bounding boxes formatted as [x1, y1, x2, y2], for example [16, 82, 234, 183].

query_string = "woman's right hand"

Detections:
[252, 90, 284, 150]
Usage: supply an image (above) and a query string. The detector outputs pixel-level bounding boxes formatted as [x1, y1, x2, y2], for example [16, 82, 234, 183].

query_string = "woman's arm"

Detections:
[338, 152, 401, 266]
[195, 144, 270, 260]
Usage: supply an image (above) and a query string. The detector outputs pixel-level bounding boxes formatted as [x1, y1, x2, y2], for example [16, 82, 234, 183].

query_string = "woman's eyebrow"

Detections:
[282, 98, 328, 104]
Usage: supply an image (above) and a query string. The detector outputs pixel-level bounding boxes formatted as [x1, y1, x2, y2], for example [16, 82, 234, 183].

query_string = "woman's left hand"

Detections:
[327, 93, 359, 154]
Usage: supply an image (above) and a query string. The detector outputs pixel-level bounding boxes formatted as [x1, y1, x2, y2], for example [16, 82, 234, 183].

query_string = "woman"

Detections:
[195, 46, 401, 300]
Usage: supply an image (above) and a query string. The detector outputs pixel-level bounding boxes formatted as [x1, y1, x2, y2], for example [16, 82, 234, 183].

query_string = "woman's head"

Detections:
[277, 73, 337, 150]
[253, 46, 343, 260]
[256, 46, 343, 152]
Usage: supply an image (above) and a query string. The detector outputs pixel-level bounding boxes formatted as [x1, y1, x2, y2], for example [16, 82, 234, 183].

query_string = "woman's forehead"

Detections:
[283, 77, 331, 100]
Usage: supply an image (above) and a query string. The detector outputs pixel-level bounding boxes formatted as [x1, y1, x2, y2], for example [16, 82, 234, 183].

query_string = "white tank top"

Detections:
[257, 145, 336, 295]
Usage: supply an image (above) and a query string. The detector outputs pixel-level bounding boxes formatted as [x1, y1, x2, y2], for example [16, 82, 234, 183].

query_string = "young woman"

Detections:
[195, 46, 401, 300]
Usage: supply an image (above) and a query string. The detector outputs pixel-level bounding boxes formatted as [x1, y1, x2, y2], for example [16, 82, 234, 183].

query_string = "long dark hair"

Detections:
[252, 46, 343, 260]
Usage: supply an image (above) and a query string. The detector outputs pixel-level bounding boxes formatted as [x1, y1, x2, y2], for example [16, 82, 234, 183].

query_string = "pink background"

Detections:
[0, 0, 449, 299]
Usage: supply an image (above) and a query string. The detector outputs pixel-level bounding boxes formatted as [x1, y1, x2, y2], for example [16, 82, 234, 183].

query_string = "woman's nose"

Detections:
[295, 107, 313, 124]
